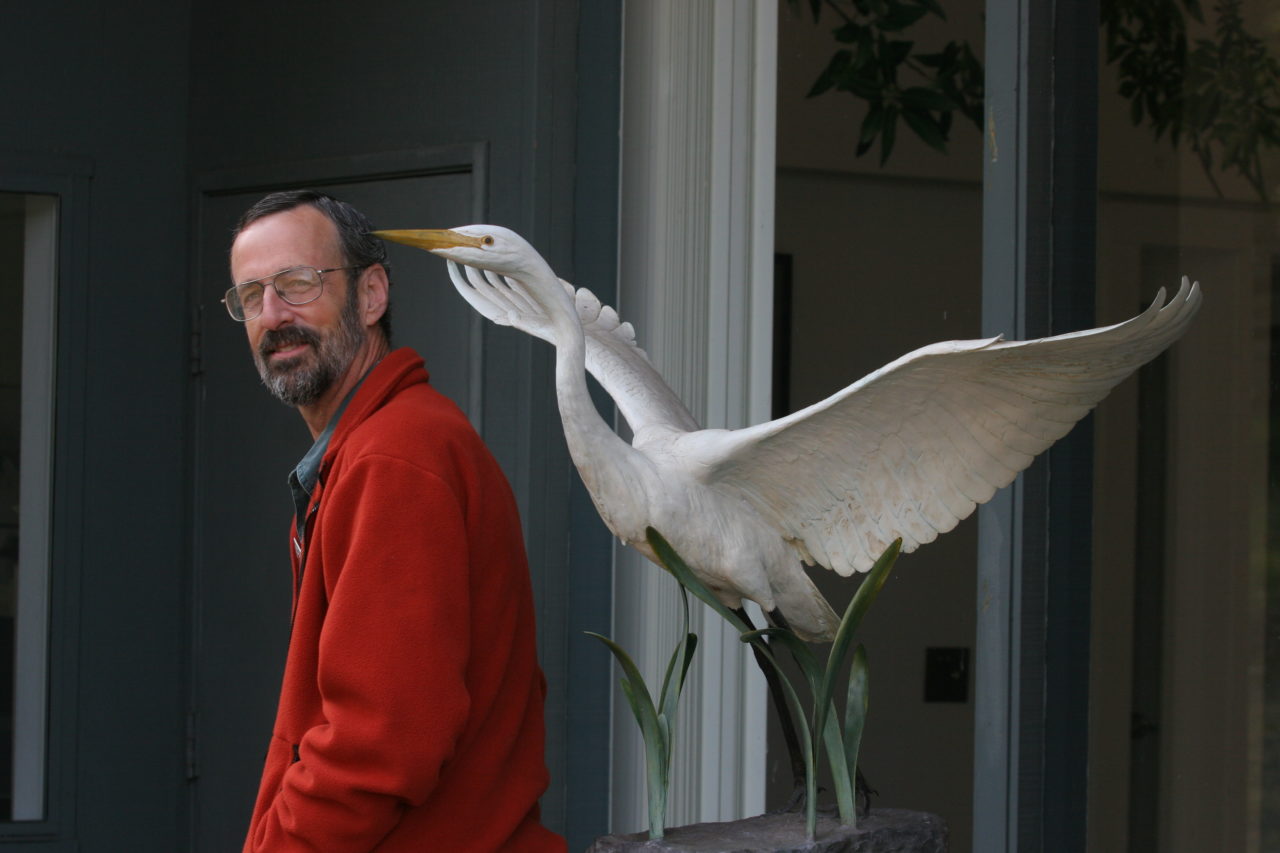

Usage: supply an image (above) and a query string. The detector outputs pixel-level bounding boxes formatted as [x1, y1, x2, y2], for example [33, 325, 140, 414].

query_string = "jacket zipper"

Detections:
[291, 498, 321, 626]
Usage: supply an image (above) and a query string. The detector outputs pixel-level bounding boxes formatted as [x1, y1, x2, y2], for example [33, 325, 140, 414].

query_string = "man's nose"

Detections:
[255, 284, 295, 328]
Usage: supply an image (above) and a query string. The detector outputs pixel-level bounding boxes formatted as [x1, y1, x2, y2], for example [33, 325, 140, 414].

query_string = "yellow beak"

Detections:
[371, 229, 487, 251]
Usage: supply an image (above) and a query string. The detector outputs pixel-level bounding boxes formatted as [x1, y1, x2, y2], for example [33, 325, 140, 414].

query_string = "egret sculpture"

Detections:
[375, 225, 1200, 642]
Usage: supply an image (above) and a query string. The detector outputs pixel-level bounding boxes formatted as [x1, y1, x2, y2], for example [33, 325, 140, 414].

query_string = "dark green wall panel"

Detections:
[1, 1, 193, 850]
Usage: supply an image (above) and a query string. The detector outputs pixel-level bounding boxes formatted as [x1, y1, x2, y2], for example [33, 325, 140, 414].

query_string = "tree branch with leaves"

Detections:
[799, 0, 1280, 202]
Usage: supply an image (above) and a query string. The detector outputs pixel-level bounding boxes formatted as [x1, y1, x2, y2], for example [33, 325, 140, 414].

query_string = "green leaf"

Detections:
[822, 540, 900, 700]
[900, 85, 956, 112]
[879, 106, 899, 165]
[857, 101, 885, 156]
[808, 49, 853, 98]
[658, 585, 695, 713]
[742, 627, 823, 698]
[902, 107, 949, 152]
[834, 22, 866, 45]
[746, 634, 819, 840]
[587, 631, 668, 838]
[586, 631, 659, 716]
[845, 73, 887, 100]
[657, 712, 673, 771]
[879, 3, 929, 31]
[646, 528, 753, 634]
[883, 39, 914, 72]
[659, 632, 697, 727]
[741, 626, 855, 824]
[621, 677, 668, 839]
[820, 702, 856, 823]
[811, 540, 900, 805]
[810, 542, 898, 825]
[843, 645, 870, 784]
[919, 0, 946, 19]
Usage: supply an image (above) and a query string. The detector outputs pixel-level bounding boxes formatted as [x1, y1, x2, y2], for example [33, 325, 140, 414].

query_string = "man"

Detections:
[226, 190, 564, 852]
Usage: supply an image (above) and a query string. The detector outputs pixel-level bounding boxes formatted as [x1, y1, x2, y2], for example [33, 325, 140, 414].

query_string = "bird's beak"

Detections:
[371, 229, 487, 252]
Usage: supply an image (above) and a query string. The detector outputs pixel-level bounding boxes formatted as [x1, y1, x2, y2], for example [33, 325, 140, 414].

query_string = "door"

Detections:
[188, 158, 483, 851]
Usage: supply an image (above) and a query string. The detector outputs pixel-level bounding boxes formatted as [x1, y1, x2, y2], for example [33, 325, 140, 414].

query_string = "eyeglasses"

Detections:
[222, 265, 360, 321]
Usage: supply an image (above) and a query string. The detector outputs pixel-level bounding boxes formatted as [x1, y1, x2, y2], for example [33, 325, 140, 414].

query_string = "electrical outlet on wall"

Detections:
[924, 646, 970, 703]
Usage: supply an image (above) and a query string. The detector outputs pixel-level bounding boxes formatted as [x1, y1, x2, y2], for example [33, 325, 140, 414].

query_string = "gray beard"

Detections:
[253, 290, 365, 407]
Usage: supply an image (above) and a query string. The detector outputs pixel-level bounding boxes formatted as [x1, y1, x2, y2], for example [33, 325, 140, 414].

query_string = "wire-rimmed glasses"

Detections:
[222, 265, 360, 321]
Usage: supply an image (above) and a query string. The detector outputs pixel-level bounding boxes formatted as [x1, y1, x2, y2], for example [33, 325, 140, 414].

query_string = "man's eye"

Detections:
[239, 286, 263, 309]
[277, 274, 316, 297]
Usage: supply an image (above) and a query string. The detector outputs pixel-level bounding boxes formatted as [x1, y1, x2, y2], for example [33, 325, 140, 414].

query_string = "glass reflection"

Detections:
[1091, 3, 1279, 851]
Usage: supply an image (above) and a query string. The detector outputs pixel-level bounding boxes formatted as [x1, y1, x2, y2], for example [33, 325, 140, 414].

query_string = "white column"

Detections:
[611, 0, 776, 832]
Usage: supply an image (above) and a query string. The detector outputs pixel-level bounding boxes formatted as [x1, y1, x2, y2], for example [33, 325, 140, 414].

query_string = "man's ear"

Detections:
[360, 264, 390, 329]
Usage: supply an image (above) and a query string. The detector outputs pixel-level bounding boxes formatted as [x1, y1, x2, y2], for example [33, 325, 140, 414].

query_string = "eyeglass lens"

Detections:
[229, 267, 323, 320]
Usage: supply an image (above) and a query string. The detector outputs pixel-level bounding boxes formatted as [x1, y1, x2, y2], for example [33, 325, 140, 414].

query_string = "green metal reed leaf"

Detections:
[813, 539, 901, 826]
[586, 631, 670, 839]
[745, 626, 856, 823]
[659, 585, 696, 718]
[819, 539, 901, 713]
[660, 633, 698, 732]
[585, 631, 658, 717]
[620, 677, 668, 839]
[844, 644, 870, 784]
[646, 526, 898, 841]
[741, 631, 820, 841]
[646, 528, 753, 634]
[741, 627, 822, 697]
[821, 703, 857, 824]
[585, 572, 704, 842]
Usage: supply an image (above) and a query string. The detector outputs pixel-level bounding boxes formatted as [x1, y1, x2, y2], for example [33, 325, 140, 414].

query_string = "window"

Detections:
[1090, 4, 1278, 850]
[0, 191, 57, 821]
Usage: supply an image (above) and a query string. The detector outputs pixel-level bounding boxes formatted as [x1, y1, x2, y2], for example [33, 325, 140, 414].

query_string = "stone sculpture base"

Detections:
[587, 807, 948, 853]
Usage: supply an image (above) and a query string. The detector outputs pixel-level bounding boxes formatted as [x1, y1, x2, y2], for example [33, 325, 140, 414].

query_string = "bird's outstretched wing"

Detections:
[699, 279, 1202, 576]
[447, 261, 699, 433]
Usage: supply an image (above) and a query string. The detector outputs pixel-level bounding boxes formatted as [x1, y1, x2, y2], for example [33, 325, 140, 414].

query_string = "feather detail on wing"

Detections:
[698, 279, 1202, 576]
[446, 260, 698, 434]
[568, 281, 701, 435]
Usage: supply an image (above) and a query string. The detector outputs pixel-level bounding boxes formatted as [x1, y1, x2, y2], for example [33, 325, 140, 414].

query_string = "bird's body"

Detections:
[375, 225, 1202, 642]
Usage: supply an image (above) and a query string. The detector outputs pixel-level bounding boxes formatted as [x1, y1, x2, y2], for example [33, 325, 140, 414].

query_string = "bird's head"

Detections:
[372, 224, 551, 282]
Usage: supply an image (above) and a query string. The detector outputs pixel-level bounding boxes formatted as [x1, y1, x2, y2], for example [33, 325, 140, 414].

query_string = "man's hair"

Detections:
[233, 189, 393, 341]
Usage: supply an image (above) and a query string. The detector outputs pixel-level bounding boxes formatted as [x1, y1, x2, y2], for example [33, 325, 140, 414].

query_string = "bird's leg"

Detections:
[856, 766, 877, 818]
[768, 607, 876, 817]
[733, 607, 808, 812]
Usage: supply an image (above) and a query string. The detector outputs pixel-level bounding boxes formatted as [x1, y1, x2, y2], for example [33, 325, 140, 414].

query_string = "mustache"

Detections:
[258, 325, 320, 360]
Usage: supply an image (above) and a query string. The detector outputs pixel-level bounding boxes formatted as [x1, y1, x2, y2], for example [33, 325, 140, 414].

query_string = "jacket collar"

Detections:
[318, 347, 430, 477]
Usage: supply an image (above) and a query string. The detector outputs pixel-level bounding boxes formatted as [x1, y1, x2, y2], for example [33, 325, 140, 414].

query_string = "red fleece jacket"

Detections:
[243, 348, 564, 852]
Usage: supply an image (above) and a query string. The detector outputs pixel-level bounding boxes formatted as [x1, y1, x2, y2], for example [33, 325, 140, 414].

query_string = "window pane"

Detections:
[774, 5, 984, 849]
[1090, 4, 1276, 851]
[0, 191, 56, 821]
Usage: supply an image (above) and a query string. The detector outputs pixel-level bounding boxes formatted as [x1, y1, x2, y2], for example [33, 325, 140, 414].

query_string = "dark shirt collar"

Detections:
[288, 379, 363, 544]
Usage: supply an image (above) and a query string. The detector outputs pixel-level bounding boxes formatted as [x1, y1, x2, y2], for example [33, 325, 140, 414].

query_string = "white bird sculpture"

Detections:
[375, 225, 1201, 642]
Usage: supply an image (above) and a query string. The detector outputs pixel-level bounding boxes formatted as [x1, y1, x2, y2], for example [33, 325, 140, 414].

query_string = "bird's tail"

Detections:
[769, 569, 840, 643]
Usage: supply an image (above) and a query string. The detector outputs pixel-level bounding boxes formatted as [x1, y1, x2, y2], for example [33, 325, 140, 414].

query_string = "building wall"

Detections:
[0, 1, 618, 849]
[1, 2, 193, 848]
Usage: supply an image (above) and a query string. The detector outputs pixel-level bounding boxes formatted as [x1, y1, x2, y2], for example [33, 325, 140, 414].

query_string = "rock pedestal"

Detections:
[587, 808, 947, 853]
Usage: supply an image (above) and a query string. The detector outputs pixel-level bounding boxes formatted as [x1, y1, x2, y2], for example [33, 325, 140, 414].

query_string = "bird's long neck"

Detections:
[548, 295, 650, 530]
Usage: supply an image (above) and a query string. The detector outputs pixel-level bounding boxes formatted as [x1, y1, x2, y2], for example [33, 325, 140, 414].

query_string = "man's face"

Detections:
[230, 206, 366, 407]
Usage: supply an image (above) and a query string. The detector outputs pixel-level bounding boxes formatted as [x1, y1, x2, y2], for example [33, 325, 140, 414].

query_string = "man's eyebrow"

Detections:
[234, 265, 302, 287]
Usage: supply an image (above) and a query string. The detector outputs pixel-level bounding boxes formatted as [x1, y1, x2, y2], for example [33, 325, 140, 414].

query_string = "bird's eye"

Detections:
[482, 235, 494, 246]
